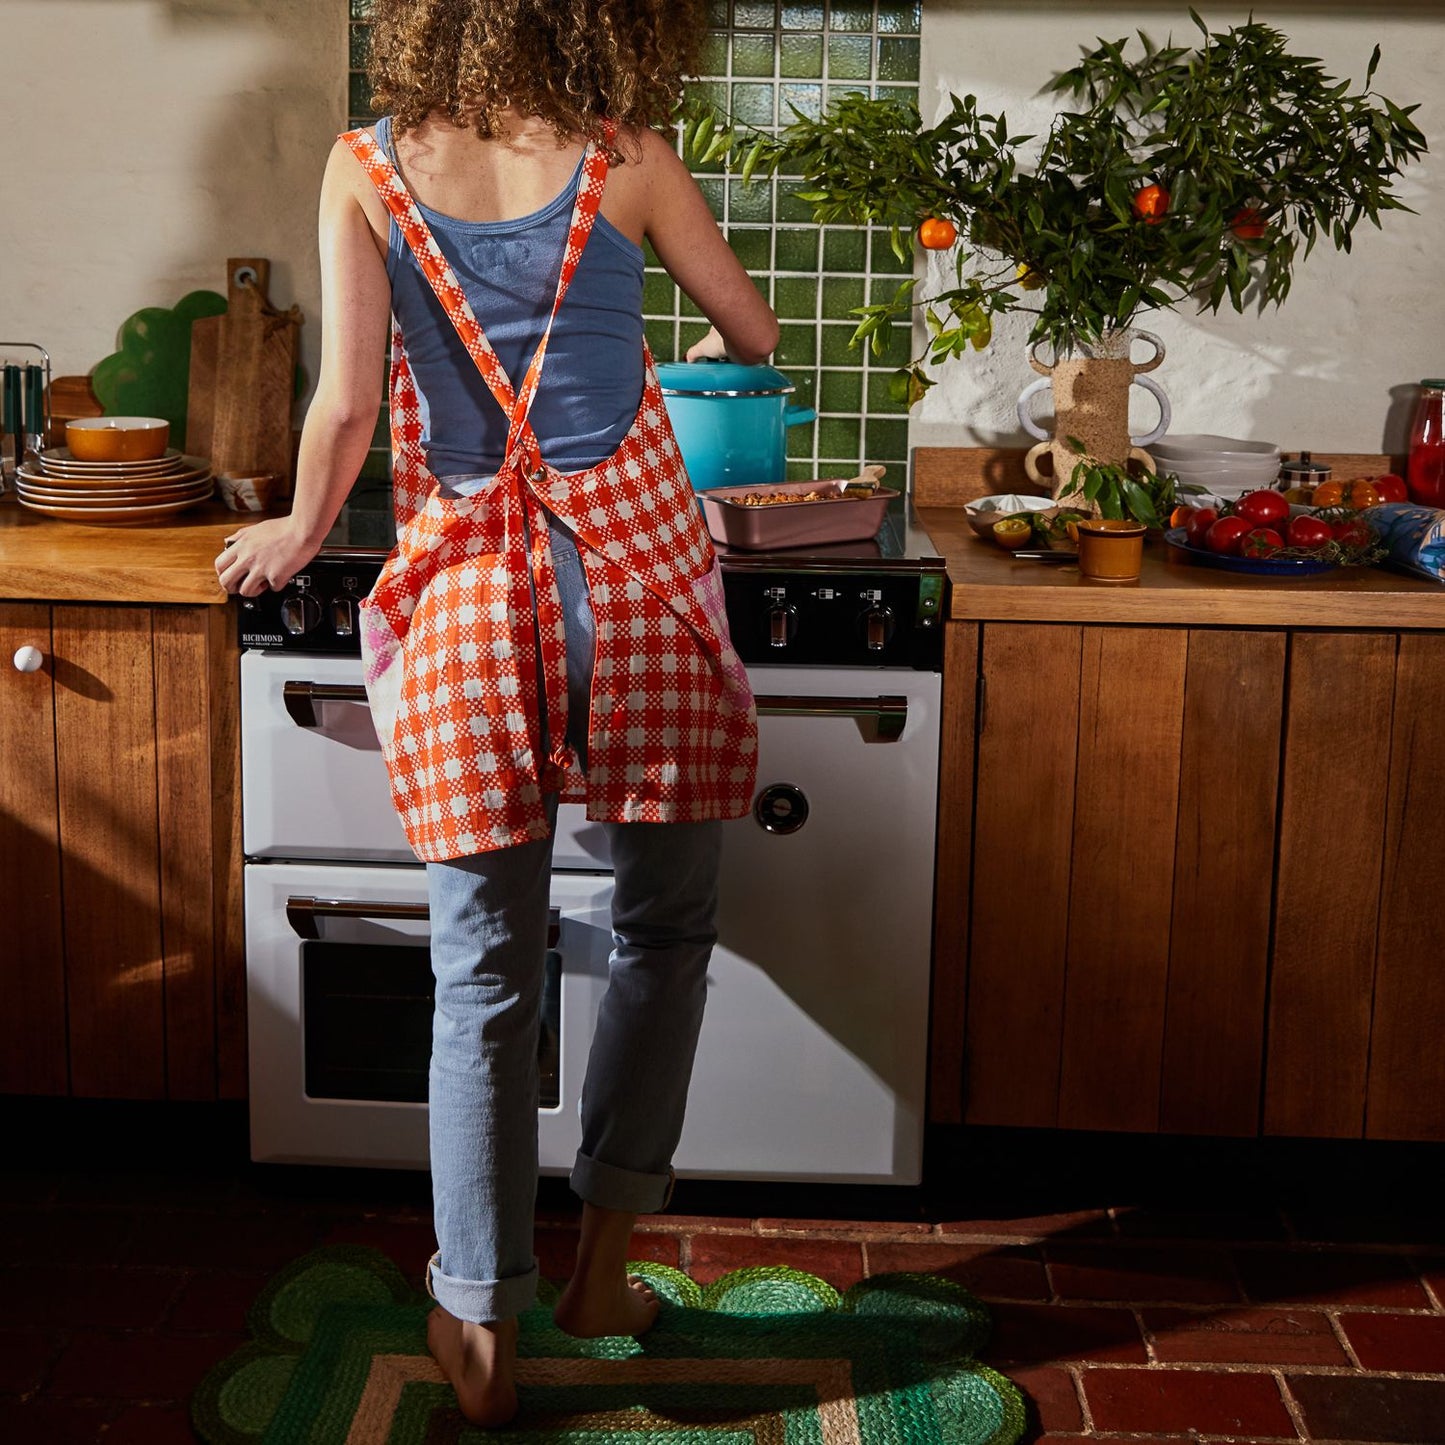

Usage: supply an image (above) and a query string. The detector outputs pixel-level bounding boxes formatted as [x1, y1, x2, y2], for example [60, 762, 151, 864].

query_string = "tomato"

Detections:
[1242, 527, 1284, 557]
[1332, 518, 1375, 550]
[1231, 489, 1289, 527]
[1132, 183, 1170, 224]
[1286, 514, 1334, 550]
[1372, 473, 1408, 503]
[1311, 480, 1345, 509]
[1342, 479, 1381, 510]
[917, 217, 958, 250]
[1205, 515, 1255, 555]
[1184, 506, 1218, 547]
[1230, 206, 1268, 241]
[1169, 504, 1195, 529]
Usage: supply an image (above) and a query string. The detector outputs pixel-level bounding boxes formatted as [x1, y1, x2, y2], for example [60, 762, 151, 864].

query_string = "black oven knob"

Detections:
[280, 593, 322, 636]
[861, 604, 896, 652]
[767, 605, 799, 649]
[753, 782, 808, 835]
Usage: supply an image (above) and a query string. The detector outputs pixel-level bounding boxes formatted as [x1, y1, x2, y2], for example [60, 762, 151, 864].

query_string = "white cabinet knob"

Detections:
[13, 645, 44, 673]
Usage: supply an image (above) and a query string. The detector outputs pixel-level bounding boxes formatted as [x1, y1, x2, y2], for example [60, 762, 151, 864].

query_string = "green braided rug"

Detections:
[192, 1244, 1026, 1444]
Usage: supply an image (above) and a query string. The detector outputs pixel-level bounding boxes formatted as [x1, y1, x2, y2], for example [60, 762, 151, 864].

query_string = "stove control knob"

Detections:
[862, 604, 896, 652]
[329, 596, 356, 638]
[754, 782, 809, 835]
[768, 605, 798, 649]
[280, 593, 322, 636]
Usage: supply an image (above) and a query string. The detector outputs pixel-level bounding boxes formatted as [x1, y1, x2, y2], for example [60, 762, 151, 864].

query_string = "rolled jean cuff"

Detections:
[570, 1152, 676, 1214]
[425, 1251, 538, 1324]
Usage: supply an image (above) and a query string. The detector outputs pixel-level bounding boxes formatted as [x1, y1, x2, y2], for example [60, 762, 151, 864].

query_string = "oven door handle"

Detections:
[286, 896, 560, 946]
[283, 681, 369, 728]
[753, 693, 907, 743]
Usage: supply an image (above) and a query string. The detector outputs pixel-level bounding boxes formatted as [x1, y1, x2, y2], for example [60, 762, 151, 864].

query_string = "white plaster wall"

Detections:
[914, 2, 1445, 454]
[0, 0, 345, 404]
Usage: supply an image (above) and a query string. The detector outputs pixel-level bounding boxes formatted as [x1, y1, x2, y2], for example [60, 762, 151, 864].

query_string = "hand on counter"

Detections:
[215, 517, 322, 597]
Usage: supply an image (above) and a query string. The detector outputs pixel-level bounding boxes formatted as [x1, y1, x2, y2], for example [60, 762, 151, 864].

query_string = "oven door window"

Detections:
[301, 931, 562, 1108]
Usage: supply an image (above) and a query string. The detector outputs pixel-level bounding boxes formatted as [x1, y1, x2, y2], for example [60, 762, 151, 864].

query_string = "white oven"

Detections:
[241, 645, 940, 1184]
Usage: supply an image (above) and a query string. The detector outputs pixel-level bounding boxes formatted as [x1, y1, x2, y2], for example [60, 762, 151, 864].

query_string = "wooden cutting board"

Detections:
[185, 258, 302, 489]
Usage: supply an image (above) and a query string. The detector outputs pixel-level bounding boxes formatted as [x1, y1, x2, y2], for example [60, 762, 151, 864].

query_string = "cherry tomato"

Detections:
[1231, 489, 1289, 527]
[1205, 515, 1255, 555]
[1230, 206, 1268, 241]
[1332, 518, 1375, 550]
[917, 217, 958, 250]
[1286, 514, 1333, 550]
[1373, 474, 1408, 503]
[1242, 527, 1284, 558]
[1184, 506, 1218, 547]
[1132, 183, 1170, 224]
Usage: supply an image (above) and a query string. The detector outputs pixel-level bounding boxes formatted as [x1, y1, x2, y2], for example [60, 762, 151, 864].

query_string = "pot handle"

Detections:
[1128, 446, 1158, 475]
[1130, 375, 1171, 447]
[1129, 329, 1166, 374]
[1016, 377, 1052, 441]
[785, 404, 816, 427]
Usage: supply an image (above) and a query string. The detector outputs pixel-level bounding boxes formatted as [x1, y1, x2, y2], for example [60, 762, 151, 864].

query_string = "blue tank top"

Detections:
[378, 116, 645, 478]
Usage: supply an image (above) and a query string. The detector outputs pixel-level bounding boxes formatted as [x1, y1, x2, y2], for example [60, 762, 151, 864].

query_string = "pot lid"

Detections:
[655, 358, 796, 397]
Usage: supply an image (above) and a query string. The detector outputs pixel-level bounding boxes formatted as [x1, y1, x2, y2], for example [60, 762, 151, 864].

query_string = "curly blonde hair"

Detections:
[366, 0, 708, 146]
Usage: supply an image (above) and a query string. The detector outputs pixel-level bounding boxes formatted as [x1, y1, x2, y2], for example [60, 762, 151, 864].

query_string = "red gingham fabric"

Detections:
[342, 125, 758, 861]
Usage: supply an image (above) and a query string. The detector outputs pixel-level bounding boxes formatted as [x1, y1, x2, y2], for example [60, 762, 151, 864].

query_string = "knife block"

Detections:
[186, 258, 302, 495]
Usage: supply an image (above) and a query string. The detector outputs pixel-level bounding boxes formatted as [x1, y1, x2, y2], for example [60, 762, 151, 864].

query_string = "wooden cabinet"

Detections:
[0, 601, 244, 1100]
[930, 619, 1445, 1142]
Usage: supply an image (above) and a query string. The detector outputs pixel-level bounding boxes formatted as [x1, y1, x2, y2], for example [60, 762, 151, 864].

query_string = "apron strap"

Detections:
[341, 123, 614, 473]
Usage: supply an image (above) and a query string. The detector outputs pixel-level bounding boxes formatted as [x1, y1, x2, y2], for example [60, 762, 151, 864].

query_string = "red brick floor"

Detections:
[2, 1103, 1443, 1444]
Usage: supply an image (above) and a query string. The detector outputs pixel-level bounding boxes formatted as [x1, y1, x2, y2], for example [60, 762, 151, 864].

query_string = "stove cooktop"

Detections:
[239, 476, 948, 668]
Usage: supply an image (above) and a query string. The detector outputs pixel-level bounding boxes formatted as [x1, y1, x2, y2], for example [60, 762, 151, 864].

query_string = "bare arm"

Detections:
[216, 140, 390, 597]
[637, 131, 779, 365]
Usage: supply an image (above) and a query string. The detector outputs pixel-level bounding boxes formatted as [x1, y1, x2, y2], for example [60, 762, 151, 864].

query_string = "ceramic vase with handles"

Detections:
[1016, 329, 1171, 502]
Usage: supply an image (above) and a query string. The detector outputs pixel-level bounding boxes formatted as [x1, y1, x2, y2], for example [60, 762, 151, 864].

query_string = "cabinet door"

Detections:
[0, 603, 67, 1093]
[962, 623, 1280, 1135]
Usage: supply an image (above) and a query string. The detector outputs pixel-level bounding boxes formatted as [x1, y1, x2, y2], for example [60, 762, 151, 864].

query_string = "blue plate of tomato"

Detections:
[1163, 528, 1339, 575]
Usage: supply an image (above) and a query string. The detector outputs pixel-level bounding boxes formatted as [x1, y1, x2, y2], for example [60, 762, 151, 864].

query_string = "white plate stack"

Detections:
[1148, 434, 1281, 499]
[14, 448, 215, 523]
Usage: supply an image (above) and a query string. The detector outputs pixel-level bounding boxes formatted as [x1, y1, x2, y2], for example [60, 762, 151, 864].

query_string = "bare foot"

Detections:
[426, 1306, 519, 1427]
[553, 1271, 660, 1339]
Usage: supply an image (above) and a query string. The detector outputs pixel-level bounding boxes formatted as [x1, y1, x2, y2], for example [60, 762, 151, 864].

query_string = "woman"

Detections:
[215, 0, 778, 1426]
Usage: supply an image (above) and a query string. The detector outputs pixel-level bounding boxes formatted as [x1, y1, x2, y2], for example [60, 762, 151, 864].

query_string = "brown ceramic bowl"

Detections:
[65, 416, 170, 463]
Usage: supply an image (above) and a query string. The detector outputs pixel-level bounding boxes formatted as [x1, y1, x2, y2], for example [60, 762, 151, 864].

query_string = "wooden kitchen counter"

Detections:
[918, 446, 1445, 1149]
[913, 447, 1444, 628]
[0, 495, 245, 605]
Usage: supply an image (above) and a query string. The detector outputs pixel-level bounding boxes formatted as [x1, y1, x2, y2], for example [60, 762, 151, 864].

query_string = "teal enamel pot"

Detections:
[655, 359, 817, 490]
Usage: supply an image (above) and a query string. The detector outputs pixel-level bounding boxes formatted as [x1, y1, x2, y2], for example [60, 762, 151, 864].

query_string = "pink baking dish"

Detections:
[699, 479, 898, 550]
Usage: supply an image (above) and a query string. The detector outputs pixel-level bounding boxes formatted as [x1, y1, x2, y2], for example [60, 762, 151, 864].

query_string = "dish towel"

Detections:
[1363, 502, 1445, 582]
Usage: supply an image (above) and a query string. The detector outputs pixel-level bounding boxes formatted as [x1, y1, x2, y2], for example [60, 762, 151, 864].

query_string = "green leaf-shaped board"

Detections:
[91, 290, 229, 438]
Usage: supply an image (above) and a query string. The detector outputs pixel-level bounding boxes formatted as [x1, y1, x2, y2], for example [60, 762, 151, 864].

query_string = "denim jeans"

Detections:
[424, 509, 722, 1324]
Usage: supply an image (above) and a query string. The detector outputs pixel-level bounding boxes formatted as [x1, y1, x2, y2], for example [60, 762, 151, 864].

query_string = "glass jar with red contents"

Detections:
[1406, 378, 1445, 506]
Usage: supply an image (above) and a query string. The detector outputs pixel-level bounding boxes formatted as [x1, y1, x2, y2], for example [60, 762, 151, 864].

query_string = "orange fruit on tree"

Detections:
[1230, 206, 1268, 241]
[1132, 182, 1170, 224]
[917, 216, 958, 250]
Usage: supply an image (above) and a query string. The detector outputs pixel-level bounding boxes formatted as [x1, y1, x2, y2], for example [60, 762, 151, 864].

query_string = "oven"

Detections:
[238, 496, 947, 1184]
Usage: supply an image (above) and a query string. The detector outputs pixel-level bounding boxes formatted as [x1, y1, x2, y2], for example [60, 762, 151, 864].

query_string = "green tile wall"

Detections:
[348, 1, 921, 484]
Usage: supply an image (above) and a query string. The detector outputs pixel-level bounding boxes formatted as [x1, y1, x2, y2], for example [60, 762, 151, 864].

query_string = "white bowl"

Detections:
[963, 492, 1055, 537]
[1149, 433, 1280, 461]
[1161, 460, 1282, 481]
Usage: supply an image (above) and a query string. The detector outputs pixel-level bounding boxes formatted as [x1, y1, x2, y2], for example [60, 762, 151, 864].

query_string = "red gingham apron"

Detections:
[341, 126, 758, 862]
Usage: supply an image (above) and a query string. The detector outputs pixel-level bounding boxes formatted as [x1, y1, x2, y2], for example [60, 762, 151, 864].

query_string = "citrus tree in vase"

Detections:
[688, 10, 1427, 409]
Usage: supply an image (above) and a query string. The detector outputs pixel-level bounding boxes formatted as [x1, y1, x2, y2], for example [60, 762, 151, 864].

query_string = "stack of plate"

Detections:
[14, 448, 215, 523]
[1148, 434, 1282, 499]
